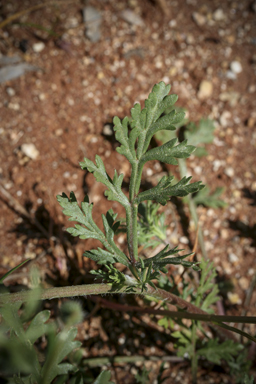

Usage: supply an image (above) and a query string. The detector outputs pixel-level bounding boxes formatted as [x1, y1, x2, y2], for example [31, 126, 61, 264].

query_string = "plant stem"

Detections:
[82, 355, 183, 367]
[178, 158, 207, 259]
[126, 161, 140, 263]
[191, 321, 198, 384]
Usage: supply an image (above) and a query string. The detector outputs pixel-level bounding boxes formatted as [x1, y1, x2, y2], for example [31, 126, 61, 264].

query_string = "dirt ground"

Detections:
[0, 0, 256, 383]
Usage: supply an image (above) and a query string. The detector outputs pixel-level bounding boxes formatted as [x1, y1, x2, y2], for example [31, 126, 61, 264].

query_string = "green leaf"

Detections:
[130, 82, 183, 159]
[40, 327, 81, 383]
[138, 245, 197, 273]
[184, 119, 215, 147]
[84, 248, 129, 267]
[193, 186, 227, 208]
[57, 192, 104, 242]
[0, 259, 30, 284]
[80, 155, 129, 208]
[197, 339, 242, 365]
[57, 192, 128, 266]
[135, 175, 204, 205]
[25, 310, 51, 344]
[140, 139, 195, 166]
[113, 116, 138, 163]
[93, 370, 114, 384]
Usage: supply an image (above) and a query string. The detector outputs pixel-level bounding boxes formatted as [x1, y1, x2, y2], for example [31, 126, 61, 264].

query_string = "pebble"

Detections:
[213, 159, 224, 172]
[21, 143, 39, 160]
[120, 9, 145, 26]
[230, 61, 242, 74]
[219, 91, 240, 107]
[192, 12, 206, 26]
[213, 8, 226, 21]
[198, 80, 213, 99]
[83, 6, 102, 42]
[6, 87, 15, 96]
[227, 292, 241, 305]
[219, 110, 232, 127]
[226, 70, 237, 80]
[238, 277, 249, 290]
[224, 167, 235, 178]
[228, 253, 239, 264]
[103, 124, 113, 136]
[180, 236, 189, 244]
[8, 102, 20, 110]
[32, 42, 45, 53]
[220, 228, 229, 239]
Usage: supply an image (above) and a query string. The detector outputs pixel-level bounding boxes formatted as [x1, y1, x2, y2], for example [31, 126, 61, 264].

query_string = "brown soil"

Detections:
[0, 0, 256, 383]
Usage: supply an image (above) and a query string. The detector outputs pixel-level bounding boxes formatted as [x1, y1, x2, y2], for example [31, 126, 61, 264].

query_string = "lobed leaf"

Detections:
[193, 186, 227, 209]
[135, 175, 204, 205]
[197, 339, 242, 365]
[140, 138, 195, 166]
[113, 116, 138, 163]
[84, 248, 129, 267]
[80, 155, 129, 208]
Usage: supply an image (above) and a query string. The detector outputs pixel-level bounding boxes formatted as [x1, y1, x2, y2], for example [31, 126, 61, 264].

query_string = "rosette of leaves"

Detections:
[57, 82, 204, 290]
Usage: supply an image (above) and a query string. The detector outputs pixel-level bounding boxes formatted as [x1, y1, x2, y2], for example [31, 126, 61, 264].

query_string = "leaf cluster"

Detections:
[0, 302, 81, 383]
[57, 82, 204, 288]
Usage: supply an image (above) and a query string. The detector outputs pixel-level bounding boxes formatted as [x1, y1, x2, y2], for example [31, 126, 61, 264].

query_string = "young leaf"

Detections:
[184, 119, 215, 147]
[93, 371, 114, 384]
[139, 139, 195, 166]
[193, 186, 227, 208]
[84, 248, 129, 267]
[57, 192, 128, 266]
[80, 155, 129, 208]
[197, 339, 242, 365]
[0, 259, 30, 284]
[130, 82, 183, 159]
[137, 245, 196, 273]
[135, 176, 204, 205]
[113, 116, 138, 163]
[40, 327, 81, 383]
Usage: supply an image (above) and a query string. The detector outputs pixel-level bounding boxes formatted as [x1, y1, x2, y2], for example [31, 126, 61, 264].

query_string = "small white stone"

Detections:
[198, 80, 213, 100]
[21, 143, 39, 160]
[180, 236, 189, 244]
[219, 110, 232, 127]
[225, 167, 234, 177]
[39, 93, 46, 101]
[213, 8, 226, 21]
[6, 87, 15, 96]
[192, 12, 206, 26]
[230, 61, 242, 74]
[194, 166, 202, 175]
[213, 159, 223, 172]
[146, 168, 153, 176]
[90, 137, 98, 143]
[227, 292, 241, 305]
[8, 102, 20, 110]
[103, 124, 113, 136]
[32, 42, 45, 53]
[228, 253, 239, 263]
[226, 70, 237, 80]
[239, 277, 249, 290]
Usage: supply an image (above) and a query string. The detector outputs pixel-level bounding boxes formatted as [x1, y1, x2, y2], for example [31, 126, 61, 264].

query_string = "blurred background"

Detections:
[0, 0, 256, 382]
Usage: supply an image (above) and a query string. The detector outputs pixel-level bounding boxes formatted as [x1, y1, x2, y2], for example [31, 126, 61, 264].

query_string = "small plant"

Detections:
[57, 82, 203, 290]
[1, 82, 256, 383]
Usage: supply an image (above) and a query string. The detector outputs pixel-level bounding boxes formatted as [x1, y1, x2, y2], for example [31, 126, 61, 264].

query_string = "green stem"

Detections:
[82, 355, 183, 367]
[1, 284, 255, 342]
[126, 161, 140, 263]
[191, 321, 198, 384]
[178, 158, 207, 259]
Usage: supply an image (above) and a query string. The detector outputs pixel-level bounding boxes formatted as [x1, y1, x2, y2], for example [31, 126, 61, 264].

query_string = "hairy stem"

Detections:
[178, 158, 207, 259]
[191, 321, 198, 384]
[127, 161, 140, 263]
